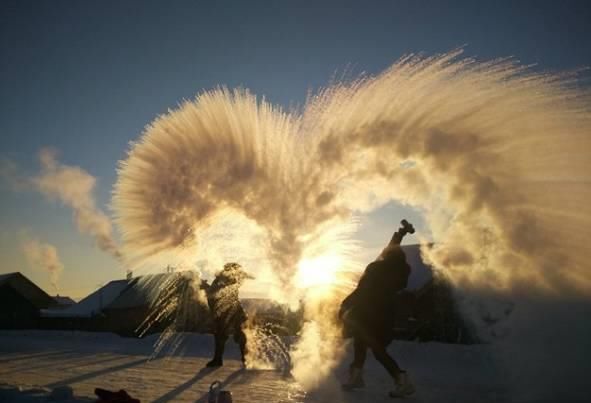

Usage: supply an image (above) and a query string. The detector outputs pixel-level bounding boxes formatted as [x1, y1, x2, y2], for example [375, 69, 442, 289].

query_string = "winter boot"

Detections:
[342, 367, 365, 390]
[389, 371, 415, 398]
[205, 358, 223, 367]
[206, 334, 226, 367]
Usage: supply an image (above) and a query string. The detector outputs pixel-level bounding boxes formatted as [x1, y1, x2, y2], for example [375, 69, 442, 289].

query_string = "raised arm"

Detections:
[377, 219, 415, 261]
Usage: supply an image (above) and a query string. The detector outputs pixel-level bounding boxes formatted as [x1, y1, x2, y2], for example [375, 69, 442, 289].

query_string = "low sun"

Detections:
[295, 253, 342, 289]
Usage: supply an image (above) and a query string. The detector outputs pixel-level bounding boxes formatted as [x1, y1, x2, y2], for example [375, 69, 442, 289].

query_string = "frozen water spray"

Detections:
[113, 50, 591, 396]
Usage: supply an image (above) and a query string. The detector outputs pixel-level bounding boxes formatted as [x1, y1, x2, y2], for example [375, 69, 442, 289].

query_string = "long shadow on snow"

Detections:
[151, 366, 222, 403]
[0, 351, 97, 376]
[0, 350, 74, 364]
[45, 356, 158, 388]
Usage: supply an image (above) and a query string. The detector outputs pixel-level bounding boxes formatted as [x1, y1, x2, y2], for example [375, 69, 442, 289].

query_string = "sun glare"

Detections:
[295, 253, 342, 289]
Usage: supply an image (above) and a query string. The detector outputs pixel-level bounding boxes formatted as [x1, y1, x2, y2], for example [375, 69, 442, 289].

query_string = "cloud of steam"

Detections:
[290, 297, 346, 389]
[114, 52, 590, 295]
[114, 50, 591, 396]
[113, 89, 334, 277]
[21, 238, 64, 293]
[31, 148, 121, 259]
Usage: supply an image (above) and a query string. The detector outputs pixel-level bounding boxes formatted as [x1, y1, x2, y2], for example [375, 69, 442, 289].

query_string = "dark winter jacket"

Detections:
[340, 245, 411, 343]
[207, 266, 249, 335]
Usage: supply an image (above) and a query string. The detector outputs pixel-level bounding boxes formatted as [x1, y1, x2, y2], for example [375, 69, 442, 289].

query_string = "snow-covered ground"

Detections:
[0, 330, 509, 402]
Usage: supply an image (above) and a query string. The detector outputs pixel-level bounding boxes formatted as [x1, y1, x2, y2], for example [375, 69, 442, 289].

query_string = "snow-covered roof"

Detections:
[402, 244, 434, 290]
[42, 279, 130, 318]
[53, 295, 75, 306]
[105, 273, 181, 310]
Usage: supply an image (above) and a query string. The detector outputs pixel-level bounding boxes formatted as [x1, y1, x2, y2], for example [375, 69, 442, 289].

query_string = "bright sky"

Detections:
[1, 0, 590, 299]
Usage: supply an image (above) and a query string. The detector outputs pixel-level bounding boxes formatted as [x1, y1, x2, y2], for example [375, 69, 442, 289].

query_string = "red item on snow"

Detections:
[94, 388, 140, 403]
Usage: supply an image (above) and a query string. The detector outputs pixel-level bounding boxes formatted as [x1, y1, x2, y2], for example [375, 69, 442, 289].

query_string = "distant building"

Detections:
[402, 244, 434, 289]
[102, 271, 208, 337]
[242, 298, 290, 333]
[41, 279, 130, 318]
[390, 244, 477, 343]
[51, 295, 76, 309]
[0, 272, 56, 329]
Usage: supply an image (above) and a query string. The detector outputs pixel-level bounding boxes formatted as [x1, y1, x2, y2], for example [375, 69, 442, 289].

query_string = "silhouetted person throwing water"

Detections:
[339, 219, 416, 398]
[205, 262, 254, 367]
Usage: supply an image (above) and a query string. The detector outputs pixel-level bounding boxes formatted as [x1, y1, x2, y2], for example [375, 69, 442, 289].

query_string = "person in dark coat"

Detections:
[339, 219, 416, 397]
[205, 262, 254, 367]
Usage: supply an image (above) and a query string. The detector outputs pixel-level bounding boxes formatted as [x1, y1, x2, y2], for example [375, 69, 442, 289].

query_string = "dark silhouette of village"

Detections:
[0, 245, 475, 345]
